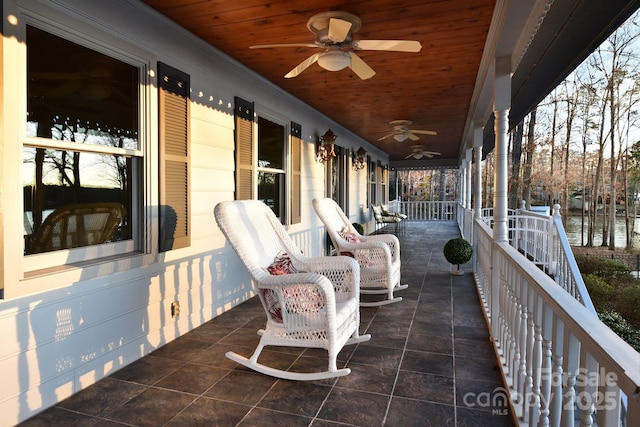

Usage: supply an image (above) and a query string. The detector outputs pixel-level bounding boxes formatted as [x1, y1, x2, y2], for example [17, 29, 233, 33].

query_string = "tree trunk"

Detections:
[522, 109, 536, 205]
[510, 120, 524, 208]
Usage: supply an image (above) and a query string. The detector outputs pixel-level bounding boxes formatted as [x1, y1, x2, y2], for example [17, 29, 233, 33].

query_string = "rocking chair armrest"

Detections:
[338, 240, 392, 261]
[358, 234, 400, 258]
[296, 256, 360, 296]
[338, 239, 388, 252]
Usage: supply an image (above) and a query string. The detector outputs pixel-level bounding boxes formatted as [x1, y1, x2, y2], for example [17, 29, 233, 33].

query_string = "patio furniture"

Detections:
[381, 203, 407, 232]
[26, 202, 126, 254]
[214, 200, 371, 380]
[312, 198, 407, 306]
[371, 204, 403, 234]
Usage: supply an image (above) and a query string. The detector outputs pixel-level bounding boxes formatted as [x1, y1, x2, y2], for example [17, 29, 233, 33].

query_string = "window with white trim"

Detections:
[235, 98, 298, 225]
[23, 24, 142, 270]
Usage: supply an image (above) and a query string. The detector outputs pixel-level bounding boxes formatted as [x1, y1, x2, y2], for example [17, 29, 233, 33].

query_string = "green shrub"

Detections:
[443, 238, 473, 268]
[616, 285, 640, 329]
[582, 274, 614, 310]
[598, 310, 640, 352]
[575, 255, 633, 284]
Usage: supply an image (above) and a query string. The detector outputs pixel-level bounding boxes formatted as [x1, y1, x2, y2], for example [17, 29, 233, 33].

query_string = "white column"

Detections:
[465, 148, 473, 209]
[459, 163, 465, 207]
[493, 56, 511, 243]
[474, 126, 483, 219]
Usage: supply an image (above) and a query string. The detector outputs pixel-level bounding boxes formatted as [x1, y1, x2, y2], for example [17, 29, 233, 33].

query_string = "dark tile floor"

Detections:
[19, 221, 515, 427]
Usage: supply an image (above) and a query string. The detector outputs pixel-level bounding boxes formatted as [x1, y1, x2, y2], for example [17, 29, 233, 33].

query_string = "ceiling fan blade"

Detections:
[284, 53, 321, 78]
[411, 130, 438, 135]
[250, 43, 318, 49]
[46, 80, 83, 97]
[378, 133, 394, 141]
[30, 71, 82, 80]
[328, 18, 352, 43]
[404, 152, 416, 159]
[348, 52, 376, 80]
[353, 40, 422, 52]
[408, 133, 420, 141]
[425, 151, 441, 156]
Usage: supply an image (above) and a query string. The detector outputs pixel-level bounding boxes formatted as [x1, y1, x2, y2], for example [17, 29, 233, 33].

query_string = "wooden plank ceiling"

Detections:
[141, 0, 497, 165]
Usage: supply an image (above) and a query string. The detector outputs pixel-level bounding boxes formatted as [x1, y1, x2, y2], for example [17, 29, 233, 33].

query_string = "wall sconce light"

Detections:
[352, 146, 367, 170]
[317, 129, 337, 163]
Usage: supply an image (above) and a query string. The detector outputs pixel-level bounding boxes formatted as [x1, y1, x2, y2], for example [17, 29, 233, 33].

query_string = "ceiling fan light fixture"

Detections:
[393, 133, 408, 142]
[317, 50, 350, 71]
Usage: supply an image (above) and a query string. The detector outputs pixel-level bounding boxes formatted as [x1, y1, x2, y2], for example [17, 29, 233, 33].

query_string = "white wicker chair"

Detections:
[214, 200, 370, 380]
[312, 198, 407, 307]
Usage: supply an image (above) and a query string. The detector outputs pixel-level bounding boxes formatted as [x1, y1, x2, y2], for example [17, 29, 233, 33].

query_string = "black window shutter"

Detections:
[234, 97, 255, 200]
[290, 122, 302, 224]
[158, 62, 190, 252]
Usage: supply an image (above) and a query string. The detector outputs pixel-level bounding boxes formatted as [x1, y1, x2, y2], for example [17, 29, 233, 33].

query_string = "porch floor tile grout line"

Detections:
[381, 249, 431, 426]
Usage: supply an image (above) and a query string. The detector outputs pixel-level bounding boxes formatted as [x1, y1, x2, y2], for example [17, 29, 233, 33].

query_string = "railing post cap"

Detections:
[553, 204, 561, 216]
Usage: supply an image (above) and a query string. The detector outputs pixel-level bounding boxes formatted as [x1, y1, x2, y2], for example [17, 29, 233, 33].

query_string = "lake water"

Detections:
[564, 214, 640, 249]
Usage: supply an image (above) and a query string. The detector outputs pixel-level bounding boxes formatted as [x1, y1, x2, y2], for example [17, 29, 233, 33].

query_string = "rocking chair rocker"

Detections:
[214, 200, 371, 380]
[312, 198, 407, 306]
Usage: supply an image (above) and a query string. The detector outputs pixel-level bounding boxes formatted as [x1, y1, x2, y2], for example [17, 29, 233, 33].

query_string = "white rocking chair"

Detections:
[214, 200, 370, 380]
[312, 198, 407, 307]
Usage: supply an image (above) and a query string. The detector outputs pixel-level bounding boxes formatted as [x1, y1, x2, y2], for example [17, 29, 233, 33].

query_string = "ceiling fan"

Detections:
[405, 145, 441, 160]
[250, 11, 422, 80]
[378, 120, 437, 142]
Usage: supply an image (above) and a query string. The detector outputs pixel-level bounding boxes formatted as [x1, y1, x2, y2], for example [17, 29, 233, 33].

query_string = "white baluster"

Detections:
[563, 372, 576, 427]
[523, 309, 535, 424]
[550, 354, 563, 427]
[518, 307, 529, 404]
[512, 299, 522, 382]
[595, 370, 620, 427]
[579, 399, 594, 427]
[540, 338, 553, 427]
[529, 323, 543, 427]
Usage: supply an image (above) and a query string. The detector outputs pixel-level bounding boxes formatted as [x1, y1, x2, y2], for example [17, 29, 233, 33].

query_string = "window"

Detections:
[327, 145, 347, 213]
[24, 25, 141, 268]
[257, 116, 287, 220]
[368, 156, 377, 206]
[235, 98, 298, 224]
[379, 163, 387, 203]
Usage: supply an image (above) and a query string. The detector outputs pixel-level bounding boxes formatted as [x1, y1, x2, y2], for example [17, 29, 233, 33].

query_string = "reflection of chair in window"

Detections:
[27, 202, 126, 254]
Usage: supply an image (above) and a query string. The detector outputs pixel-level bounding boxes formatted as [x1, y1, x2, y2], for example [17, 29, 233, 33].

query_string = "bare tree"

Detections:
[509, 120, 524, 208]
[590, 20, 640, 250]
[521, 109, 537, 205]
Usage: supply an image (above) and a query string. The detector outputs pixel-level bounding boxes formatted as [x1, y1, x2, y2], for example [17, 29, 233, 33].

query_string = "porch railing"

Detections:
[478, 203, 595, 314]
[508, 202, 596, 314]
[474, 218, 640, 426]
[397, 200, 457, 221]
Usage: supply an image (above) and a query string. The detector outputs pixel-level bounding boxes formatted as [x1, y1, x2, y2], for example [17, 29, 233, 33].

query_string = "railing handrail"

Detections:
[512, 203, 596, 313]
[474, 218, 639, 426]
[550, 210, 597, 313]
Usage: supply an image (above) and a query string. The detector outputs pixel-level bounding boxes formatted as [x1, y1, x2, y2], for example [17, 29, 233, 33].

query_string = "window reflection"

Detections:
[23, 148, 133, 253]
[24, 25, 140, 256]
[27, 26, 138, 147]
[258, 172, 282, 218]
[257, 117, 284, 169]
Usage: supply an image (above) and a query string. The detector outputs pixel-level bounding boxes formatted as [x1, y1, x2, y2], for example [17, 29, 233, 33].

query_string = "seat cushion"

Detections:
[338, 229, 360, 257]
